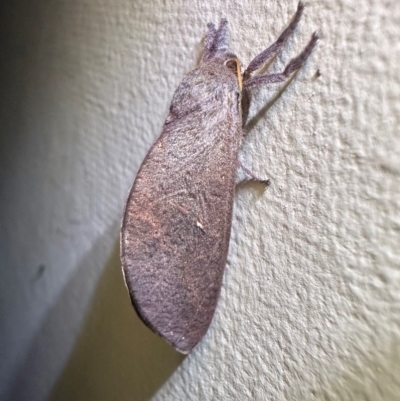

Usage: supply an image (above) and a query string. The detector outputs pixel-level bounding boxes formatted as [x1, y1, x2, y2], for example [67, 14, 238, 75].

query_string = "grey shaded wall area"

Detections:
[1, 0, 399, 400]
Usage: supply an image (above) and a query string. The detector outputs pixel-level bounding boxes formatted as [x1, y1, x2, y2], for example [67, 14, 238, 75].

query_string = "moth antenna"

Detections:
[202, 22, 217, 61]
[214, 18, 229, 56]
[203, 18, 229, 61]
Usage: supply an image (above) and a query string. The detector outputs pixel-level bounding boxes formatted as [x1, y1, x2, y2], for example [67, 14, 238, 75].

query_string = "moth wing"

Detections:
[121, 95, 242, 353]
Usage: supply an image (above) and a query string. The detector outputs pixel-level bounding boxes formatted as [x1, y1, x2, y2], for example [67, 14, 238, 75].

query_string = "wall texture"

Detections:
[1, 0, 399, 400]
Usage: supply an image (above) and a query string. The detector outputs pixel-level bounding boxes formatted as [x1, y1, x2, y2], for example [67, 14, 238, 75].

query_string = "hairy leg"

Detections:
[244, 32, 319, 90]
[238, 161, 270, 186]
[243, 2, 305, 79]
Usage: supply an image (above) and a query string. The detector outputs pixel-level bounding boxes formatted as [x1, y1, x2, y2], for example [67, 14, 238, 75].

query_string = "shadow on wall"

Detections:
[7, 227, 185, 401]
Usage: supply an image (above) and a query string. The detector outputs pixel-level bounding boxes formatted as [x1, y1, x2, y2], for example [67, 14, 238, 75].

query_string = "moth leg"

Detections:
[202, 18, 228, 61]
[243, 1, 304, 80]
[244, 32, 319, 90]
[238, 161, 270, 186]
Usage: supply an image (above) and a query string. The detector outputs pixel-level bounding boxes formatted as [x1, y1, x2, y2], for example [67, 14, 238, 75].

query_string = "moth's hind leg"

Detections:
[238, 161, 271, 187]
[244, 32, 319, 90]
[202, 19, 228, 61]
[243, 1, 304, 80]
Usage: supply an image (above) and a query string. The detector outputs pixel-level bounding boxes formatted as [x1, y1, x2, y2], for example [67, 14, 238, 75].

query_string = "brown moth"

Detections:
[121, 2, 318, 354]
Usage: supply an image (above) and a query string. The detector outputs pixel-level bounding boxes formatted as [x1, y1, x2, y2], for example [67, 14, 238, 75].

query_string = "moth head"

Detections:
[224, 58, 243, 91]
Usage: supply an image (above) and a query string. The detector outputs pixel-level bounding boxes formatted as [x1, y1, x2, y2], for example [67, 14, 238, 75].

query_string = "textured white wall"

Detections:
[1, 0, 399, 400]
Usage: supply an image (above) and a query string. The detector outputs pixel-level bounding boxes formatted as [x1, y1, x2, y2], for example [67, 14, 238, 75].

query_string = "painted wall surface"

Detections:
[1, 0, 399, 400]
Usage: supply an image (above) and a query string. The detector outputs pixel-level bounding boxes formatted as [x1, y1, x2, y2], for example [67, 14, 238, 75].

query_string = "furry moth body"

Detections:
[121, 2, 318, 354]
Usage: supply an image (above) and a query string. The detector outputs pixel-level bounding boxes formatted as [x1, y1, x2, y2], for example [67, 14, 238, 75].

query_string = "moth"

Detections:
[121, 2, 318, 354]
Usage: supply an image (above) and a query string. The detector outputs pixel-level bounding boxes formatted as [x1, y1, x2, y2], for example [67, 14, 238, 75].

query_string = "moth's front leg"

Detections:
[244, 32, 319, 90]
[239, 2, 318, 187]
[243, 1, 305, 80]
[239, 32, 318, 187]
